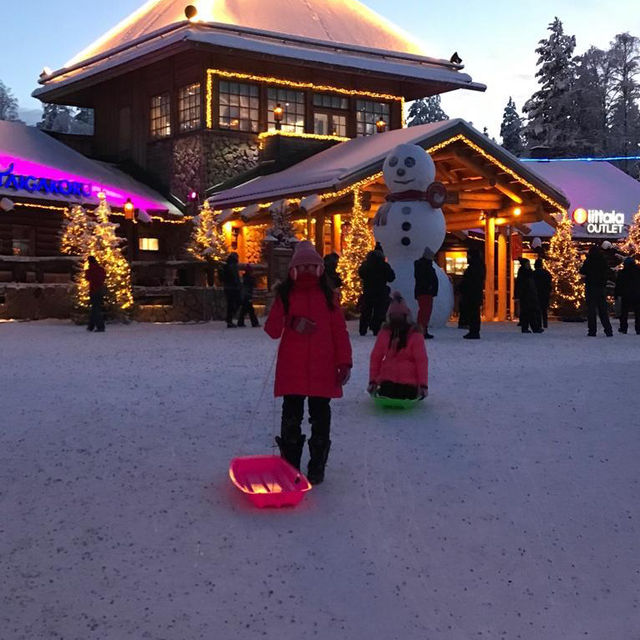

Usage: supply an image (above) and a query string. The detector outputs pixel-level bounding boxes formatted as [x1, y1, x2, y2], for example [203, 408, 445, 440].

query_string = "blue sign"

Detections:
[0, 163, 93, 198]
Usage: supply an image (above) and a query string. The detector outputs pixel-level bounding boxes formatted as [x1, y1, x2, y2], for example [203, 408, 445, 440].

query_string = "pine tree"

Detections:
[266, 201, 297, 246]
[340, 188, 374, 307]
[38, 104, 73, 132]
[407, 96, 448, 127]
[0, 80, 20, 121]
[523, 18, 578, 155]
[500, 97, 524, 156]
[73, 107, 95, 134]
[620, 205, 640, 257]
[547, 212, 584, 317]
[187, 200, 228, 263]
[60, 204, 91, 256]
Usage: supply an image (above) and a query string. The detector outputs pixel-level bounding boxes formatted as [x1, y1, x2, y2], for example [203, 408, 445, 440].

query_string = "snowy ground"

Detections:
[1, 320, 639, 640]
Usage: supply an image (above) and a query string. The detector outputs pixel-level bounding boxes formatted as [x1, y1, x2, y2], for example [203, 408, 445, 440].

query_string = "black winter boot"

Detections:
[275, 435, 306, 470]
[307, 439, 331, 485]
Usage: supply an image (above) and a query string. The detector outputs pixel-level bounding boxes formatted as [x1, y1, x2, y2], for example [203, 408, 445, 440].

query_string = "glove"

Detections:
[337, 365, 351, 386]
[419, 385, 428, 399]
[367, 382, 378, 396]
[289, 315, 317, 334]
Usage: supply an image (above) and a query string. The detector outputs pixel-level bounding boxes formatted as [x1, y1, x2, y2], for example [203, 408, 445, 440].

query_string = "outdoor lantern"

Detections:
[0, 197, 15, 212]
[513, 206, 522, 217]
[185, 5, 198, 21]
[273, 104, 284, 130]
[376, 119, 387, 133]
[124, 197, 135, 220]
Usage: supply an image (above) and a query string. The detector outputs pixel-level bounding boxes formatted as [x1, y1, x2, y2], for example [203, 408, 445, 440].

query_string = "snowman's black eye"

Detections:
[405, 157, 416, 168]
[389, 156, 398, 167]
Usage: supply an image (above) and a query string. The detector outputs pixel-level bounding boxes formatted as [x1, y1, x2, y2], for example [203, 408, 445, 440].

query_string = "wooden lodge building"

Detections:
[3, 0, 605, 321]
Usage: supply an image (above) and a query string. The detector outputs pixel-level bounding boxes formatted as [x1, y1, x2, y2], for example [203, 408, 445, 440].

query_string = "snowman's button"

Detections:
[402, 206, 411, 215]
[402, 222, 411, 231]
[401, 237, 411, 246]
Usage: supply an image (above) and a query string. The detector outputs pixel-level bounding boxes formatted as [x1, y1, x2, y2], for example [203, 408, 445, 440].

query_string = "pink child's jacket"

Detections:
[369, 327, 428, 388]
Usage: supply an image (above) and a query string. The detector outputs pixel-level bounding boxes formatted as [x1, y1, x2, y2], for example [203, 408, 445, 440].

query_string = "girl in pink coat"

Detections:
[368, 292, 429, 400]
[265, 241, 352, 484]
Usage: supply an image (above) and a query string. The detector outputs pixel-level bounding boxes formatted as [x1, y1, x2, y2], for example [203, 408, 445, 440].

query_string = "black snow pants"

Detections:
[586, 286, 612, 335]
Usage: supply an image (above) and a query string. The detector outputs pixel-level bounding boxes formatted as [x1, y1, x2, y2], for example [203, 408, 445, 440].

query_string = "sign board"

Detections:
[572, 207, 625, 235]
[0, 162, 92, 198]
[511, 233, 523, 260]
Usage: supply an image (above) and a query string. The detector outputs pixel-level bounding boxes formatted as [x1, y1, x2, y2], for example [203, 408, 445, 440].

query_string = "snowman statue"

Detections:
[373, 143, 454, 328]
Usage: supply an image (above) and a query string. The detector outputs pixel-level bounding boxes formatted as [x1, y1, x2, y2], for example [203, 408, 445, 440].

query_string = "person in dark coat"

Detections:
[459, 249, 485, 339]
[323, 252, 343, 291]
[534, 258, 552, 328]
[515, 258, 543, 333]
[85, 255, 106, 332]
[358, 250, 396, 336]
[414, 246, 439, 339]
[580, 245, 613, 337]
[220, 252, 242, 328]
[614, 257, 640, 335]
[237, 265, 260, 328]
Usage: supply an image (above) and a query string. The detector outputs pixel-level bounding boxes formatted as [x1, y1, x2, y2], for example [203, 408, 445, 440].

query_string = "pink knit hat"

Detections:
[387, 292, 411, 319]
[289, 240, 324, 276]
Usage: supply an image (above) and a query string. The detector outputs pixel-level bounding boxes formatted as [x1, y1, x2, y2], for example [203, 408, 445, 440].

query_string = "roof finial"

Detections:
[185, 5, 198, 22]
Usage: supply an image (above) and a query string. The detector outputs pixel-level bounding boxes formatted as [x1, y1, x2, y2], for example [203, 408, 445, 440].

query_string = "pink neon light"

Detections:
[0, 154, 167, 211]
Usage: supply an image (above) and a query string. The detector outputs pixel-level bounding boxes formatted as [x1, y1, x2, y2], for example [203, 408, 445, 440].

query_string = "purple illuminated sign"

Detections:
[0, 163, 92, 198]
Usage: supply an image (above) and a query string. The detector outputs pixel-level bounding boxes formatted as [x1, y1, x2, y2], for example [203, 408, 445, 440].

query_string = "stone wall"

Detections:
[203, 134, 259, 187]
[0, 284, 73, 320]
[171, 136, 204, 203]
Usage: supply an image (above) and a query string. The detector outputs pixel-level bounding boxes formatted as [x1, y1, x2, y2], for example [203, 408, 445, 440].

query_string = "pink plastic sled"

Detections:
[229, 455, 312, 508]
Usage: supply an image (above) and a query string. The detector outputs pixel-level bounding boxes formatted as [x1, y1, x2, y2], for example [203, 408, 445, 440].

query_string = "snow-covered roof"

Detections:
[0, 121, 181, 216]
[207, 119, 568, 210]
[35, 3, 484, 100]
[523, 161, 640, 239]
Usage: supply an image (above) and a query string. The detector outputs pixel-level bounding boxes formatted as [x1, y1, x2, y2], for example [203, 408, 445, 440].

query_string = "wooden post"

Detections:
[484, 216, 496, 321]
[497, 230, 508, 321]
[314, 213, 325, 255]
[332, 214, 342, 254]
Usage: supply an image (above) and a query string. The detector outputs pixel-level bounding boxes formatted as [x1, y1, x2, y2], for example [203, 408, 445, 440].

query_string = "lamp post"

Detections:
[376, 119, 387, 133]
[273, 104, 284, 131]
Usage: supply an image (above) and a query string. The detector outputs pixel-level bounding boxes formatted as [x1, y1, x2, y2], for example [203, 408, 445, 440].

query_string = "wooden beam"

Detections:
[484, 216, 496, 321]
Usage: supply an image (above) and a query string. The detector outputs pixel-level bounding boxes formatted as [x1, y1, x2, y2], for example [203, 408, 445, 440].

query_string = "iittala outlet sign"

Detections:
[572, 207, 626, 235]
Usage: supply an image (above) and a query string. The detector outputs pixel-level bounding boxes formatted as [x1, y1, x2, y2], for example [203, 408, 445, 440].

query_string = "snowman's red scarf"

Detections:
[386, 190, 429, 202]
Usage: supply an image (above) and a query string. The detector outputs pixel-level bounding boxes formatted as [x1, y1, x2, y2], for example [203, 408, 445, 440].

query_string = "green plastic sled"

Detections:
[373, 395, 422, 410]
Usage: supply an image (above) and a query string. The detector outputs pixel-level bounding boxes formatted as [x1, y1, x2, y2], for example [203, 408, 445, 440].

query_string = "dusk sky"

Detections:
[3, 0, 639, 135]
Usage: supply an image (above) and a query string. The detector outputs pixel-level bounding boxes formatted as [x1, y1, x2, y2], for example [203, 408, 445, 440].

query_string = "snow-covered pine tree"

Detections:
[407, 96, 448, 127]
[38, 104, 73, 132]
[523, 18, 578, 156]
[500, 97, 524, 156]
[341, 188, 374, 308]
[620, 205, 640, 258]
[187, 200, 228, 263]
[60, 204, 91, 256]
[0, 80, 20, 121]
[266, 201, 297, 246]
[73, 108, 95, 134]
[547, 212, 584, 317]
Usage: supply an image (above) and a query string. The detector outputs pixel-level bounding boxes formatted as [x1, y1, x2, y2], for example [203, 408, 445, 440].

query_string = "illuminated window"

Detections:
[178, 83, 201, 132]
[139, 237, 160, 252]
[356, 100, 390, 136]
[150, 94, 171, 139]
[313, 94, 348, 137]
[445, 251, 468, 276]
[218, 81, 259, 132]
[268, 88, 305, 133]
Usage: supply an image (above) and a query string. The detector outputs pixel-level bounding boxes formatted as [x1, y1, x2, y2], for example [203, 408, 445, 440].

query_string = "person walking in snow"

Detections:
[237, 265, 260, 328]
[580, 245, 613, 337]
[368, 292, 428, 400]
[614, 256, 640, 335]
[85, 255, 106, 332]
[265, 241, 352, 485]
[220, 252, 241, 328]
[534, 258, 552, 329]
[358, 249, 396, 336]
[515, 258, 543, 333]
[414, 246, 439, 339]
[458, 249, 485, 339]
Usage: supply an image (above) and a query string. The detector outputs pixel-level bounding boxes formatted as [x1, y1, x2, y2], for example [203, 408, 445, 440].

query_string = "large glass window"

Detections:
[178, 83, 201, 132]
[313, 94, 349, 110]
[150, 93, 171, 139]
[139, 237, 160, 252]
[218, 81, 259, 132]
[356, 100, 390, 136]
[267, 88, 305, 133]
[313, 93, 348, 137]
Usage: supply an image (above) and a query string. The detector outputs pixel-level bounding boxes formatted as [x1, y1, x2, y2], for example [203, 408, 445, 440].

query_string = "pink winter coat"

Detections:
[265, 279, 352, 398]
[369, 327, 428, 388]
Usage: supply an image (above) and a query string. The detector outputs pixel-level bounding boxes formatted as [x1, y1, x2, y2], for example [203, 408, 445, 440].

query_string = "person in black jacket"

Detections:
[614, 257, 640, 334]
[580, 245, 613, 337]
[220, 252, 242, 328]
[358, 250, 396, 336]
[515, 258, 543, 333]
[459, 249, 485, 339]
[534, 258, 552, 328]
[323, 252, 343, 291]
[237, 265, 260, 328]
[414, 246, 439, 339]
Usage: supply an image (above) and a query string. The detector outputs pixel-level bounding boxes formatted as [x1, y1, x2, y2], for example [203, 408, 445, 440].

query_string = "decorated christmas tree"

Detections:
[340, 188, 374, 307]
[60, 204, 91, 256]
[188, 200, 229, 263]
[266, 201, 297, 247]
[620, 205, 640, 257]
[547, 212, 584, 317]
[70, 192, 133, 316]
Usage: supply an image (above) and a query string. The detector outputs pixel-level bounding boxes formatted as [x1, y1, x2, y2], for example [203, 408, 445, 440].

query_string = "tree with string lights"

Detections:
[620, 205, 640, 257]
[187, 200, 229, 263]
[60, 204, 91, 256]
